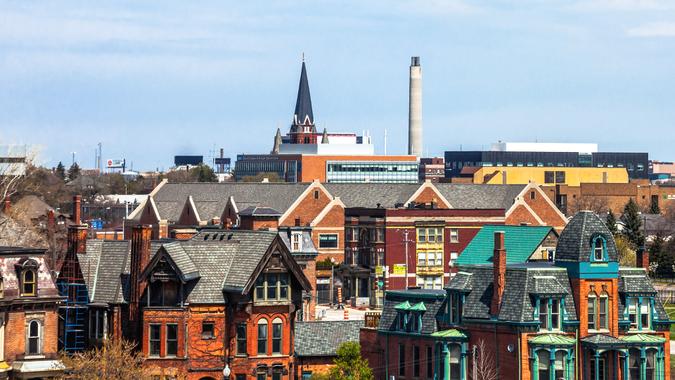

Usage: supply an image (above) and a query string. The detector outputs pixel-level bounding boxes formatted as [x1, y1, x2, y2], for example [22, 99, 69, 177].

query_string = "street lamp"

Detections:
[222, 364, 231, 379]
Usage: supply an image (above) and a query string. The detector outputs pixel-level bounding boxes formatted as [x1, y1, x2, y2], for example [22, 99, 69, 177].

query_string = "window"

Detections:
[149, 324, 161, 356]
[418, 227, 443, 243]
[313, 189, 319, 199]
[418, 228, 426, 243]
[593, 237, 605, 261]
[319, 234, 338, 248]
[291, 232, 302, 251]
[598, 293, 608, 330]
[255, 273, 290, 302]
[27, 320, 41, 355]
[236, 323, 247, 355]
[554, 351, 565, 380]
[426, 346, 433, 378]
[544, 171, 555, 184]
[555, 171, 565, 184]
[413, 345, 420, 377]
[537, 351, 550, 380]
[257, 320, 268, 355]
[627, 298, 638, 329]
[539, 298, 561, 331]
[640, 301, 651, 330]
[448, 293, 461, 324]
[257, 371, 266, 380]
[551, 299, 560, 330]
[590, 355, 606, 380]
[417, 251, 442, 267]
[201, 322, 215, 339]
[0, 277, 3, 298]
[628, 298, 653, 330]
[588, 292, 597, 330]
[22, 269, 36, 296]
[646, 350, 656, 380]
[272, 368, 282, 380]
[399, 344, 405, 376]
[89, 309, 104, 339]
[166, 324, 178, 356]
[450, 228, 459, 243]
[628, 349, 640, 380]
[272, 319, 282, 354]
[418, 275, 442, 290]
[449, 345, 461, 380]
[539, 299, 549, 330]
[530, 191, 536, 200]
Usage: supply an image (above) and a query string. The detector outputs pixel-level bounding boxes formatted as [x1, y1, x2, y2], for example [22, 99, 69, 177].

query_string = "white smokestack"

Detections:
[408, 56, 422, 157]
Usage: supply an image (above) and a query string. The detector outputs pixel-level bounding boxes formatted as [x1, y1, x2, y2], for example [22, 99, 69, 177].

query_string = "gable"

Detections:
[521, 185, 568, 229]
[244, 236, 312, 294]
[405, 182, 451, 208]
[177, 196, 201, 226]
[279, 182, 332, 227]
[506, 204, 542, 227]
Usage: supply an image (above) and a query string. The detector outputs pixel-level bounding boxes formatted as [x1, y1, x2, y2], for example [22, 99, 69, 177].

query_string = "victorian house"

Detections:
[0, 246, 65, 379]
[361, 211, 671, 380]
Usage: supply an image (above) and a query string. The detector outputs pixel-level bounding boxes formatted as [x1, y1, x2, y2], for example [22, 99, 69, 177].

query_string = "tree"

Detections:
[615, 235, 637, 267]
[68, 162, 81, 181]
[472, 339, 498, 380]
[59, 339, 149, 380]
[606, 210, 618, 235]
[196, 164, 217, 183]
[311, 342, 373, 380]
[648, 196, 661, 214]
[56, 161, 66, 179]
[568, 195, 609, 216]
[621, 198, 644, 249]
[649, 233, 674, 278]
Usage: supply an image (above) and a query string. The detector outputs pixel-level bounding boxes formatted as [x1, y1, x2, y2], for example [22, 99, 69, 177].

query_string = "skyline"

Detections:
[1, 1, 675, 170]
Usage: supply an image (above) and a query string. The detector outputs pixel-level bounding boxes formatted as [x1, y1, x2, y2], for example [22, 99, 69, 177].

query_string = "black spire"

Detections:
[293, 61, 314, 126]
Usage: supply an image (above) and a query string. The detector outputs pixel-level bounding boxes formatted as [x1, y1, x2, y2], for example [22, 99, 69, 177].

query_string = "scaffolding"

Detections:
[57, 251, 90, 352]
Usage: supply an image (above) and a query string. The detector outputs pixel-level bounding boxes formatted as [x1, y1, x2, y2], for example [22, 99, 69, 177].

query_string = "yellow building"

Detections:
[467, 166, 629, 186]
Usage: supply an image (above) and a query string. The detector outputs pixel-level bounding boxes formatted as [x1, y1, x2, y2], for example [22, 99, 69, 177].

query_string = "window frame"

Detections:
[149, 324, 161, 357]
[254, 273, 291, 303]
[449, 228, 459, 243]
[165, 323, 178, 357]
[21, 269, 37, 297]
[272, 318, 283, 355]
[257, 319, 268, 356]
[236, 322, 247, 356]
[591, 236, 606, 262]
[201, 321, 215, 339]
[588, 292, 597, 330]
[27, 319, 42, 356]
[318, 233, 339, 249]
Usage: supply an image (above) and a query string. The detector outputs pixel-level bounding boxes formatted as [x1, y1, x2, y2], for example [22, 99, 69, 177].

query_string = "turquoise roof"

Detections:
[456, 225, 555, 265]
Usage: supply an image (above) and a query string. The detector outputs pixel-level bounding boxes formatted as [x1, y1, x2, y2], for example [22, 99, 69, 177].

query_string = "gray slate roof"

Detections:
[160, 242, 200, 281]
[323, 183, 421, 208]
[435, 183, 525, 210]
[144, 182, 311, 222]
[618, 268, 669, 321]
[455, 263, 578, 323]
[79, 240, 131, 304]
[379, 289, 446, 334]
[446, 272, 473, 292]
[295, 320, 362, 357]
[555, 211, 618, 262]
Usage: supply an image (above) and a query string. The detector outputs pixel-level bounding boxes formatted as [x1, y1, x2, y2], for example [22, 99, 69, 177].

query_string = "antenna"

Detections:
[302, 52, 305, 62]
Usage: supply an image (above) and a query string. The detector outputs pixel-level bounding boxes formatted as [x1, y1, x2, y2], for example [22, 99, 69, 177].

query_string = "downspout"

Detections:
[385, 334, 389, 380]
[517, 331, 521, 380]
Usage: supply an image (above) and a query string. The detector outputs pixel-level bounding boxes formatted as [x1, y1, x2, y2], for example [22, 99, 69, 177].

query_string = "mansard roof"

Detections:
[379, 289, 446, 335]
[78, 240, 131, 304]
[555, 211, 618, 263]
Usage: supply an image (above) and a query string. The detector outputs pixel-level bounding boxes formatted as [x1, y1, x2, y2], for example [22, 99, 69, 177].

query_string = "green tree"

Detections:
[68, 162, 81, 181]
[649, 233, 674, 277]
[605, 210, 618, 235]
[312, 342, 373, 380]
[615, 235, 636, 268]
[196, 164, 217, 182]
[621, 198, 644, 249]
[55, 161, 66, 179]
[648, 197, 661, 214]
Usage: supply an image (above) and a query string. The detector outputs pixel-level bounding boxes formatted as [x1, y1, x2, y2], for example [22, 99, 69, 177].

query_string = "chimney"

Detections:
[295, 217, 301, 227]
[129, 225, 152, 322]
[636, 245, 649, 271]
[72, 195, 82, 224]
[490, 231, 507, 316]
[408, 56, 423, 157]
[2, 197, 10, 214]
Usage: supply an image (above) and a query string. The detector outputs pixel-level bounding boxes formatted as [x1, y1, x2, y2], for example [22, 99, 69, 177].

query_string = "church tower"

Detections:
[289, 60, 317, 144]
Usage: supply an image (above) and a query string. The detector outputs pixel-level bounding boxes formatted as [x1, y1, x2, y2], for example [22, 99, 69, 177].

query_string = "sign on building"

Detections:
[107, 159, 125, 169]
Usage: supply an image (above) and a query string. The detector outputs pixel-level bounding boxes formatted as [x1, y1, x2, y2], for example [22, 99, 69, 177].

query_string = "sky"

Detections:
[1, 0, 674, 171]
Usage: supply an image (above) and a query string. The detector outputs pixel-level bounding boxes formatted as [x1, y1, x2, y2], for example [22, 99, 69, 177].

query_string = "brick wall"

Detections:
[280, 186, 331, 227]
[4, 309, 59, 362]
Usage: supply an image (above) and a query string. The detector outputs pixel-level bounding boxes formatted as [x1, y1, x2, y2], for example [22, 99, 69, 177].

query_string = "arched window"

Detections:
[272, 318, 283, 355]
[554, 351, 566, 379]
[27, 320, 41, 355]
[537, 350, 550, 380]
[257, 319, 268, 355]
[593, 236, 605, 261]
[598, 292, 609, 330]
[646, 350, 656, 380]
[628, 348, 640, 380]
[22, 270, 36, 296]
[449, 345, 461, 380]
[588, 292, 597, 330]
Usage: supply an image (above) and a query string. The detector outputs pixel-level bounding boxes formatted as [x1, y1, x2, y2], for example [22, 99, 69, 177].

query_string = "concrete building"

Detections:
[455, 166, 630, 186]
[419, 157, 444, 182]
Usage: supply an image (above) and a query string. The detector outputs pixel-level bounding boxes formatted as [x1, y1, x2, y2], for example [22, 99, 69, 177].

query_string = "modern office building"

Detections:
[445, 142, 649, 180]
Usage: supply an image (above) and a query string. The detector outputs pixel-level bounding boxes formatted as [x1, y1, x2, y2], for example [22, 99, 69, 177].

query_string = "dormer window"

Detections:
[254, 273, 290, 303]
[538, 298, 561, 331]
[291, 232, 302, 252]
[627, 297, 651, 330]
[16, 258, 39, 297]
[448, 292, 462, 325]
[591, 235, 606, 262]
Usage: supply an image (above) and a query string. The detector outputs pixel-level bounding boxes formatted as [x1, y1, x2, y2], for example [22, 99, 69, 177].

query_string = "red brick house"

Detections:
[360, 211, 672, 380]
[0, 246, 65, 379]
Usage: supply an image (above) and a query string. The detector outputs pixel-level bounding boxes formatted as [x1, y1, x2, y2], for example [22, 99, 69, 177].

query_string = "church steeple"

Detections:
[293, 60, 314, 127]
[271, 128, 282, 154]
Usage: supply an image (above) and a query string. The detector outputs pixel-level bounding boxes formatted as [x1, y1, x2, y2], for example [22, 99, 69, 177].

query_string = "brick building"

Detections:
[0, 246, 65, 379]
[360, 211, 672, 380]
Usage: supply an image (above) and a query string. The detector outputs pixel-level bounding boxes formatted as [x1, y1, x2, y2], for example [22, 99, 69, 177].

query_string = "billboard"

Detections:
[107, 159, 125, 169]
[174, 155, 203, 166]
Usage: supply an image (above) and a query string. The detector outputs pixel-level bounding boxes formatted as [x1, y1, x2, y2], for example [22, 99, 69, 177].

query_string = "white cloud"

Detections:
[627, 22, 675, 37]
[569, 0, 675, 11]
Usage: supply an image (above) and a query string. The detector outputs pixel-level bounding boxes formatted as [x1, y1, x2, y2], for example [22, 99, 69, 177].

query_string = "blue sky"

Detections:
[1, 0, 674, 170]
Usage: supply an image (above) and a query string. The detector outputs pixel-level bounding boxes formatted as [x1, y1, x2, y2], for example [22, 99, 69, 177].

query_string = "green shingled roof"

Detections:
[620, 334, 666, 344]
[456, 225, 555, 265]
[528, 334, 576, 346]
[395, 301, 412, 311]
[431, 329, 468, 339]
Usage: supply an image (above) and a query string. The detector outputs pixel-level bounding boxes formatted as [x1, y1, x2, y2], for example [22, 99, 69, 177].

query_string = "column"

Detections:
[640, 347, 646, 380]
[533, 350, 540, 380]
[103, 309, 108, 340]
[460, 343, 467, 380]
[443, 343, 450, 380]
[594, 351, 601, 380]
[620, 351, 628, 380]
[549, 349, 556, 380]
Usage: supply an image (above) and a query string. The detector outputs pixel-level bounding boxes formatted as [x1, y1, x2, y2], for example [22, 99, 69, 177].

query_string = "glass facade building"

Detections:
[234, 155, 299, 182]
[326, 161, 419, 183]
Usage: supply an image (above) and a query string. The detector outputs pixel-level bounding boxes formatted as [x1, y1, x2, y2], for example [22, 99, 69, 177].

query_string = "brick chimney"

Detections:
[72, 195, 81, 224]
[490, 231, 507, 316]
[129, 224, 152, 323]
[2, 197, 10, 214]
[636, 245, 649, 271]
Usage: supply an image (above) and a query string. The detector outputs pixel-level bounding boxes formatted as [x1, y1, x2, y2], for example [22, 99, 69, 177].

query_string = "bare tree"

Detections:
[0, 144, 38, 201]
[568, 195, 609, 216]
[472, 339, 498, 380]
